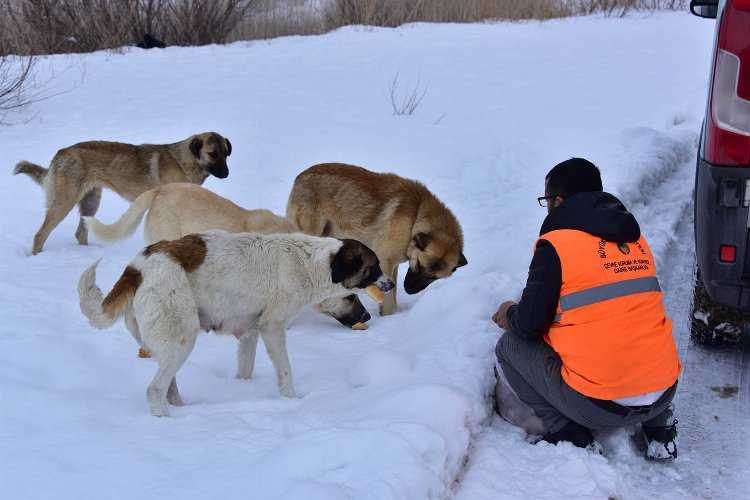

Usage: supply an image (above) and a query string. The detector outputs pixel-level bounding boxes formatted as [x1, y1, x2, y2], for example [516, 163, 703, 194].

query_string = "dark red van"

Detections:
[690, 0, 750, 344]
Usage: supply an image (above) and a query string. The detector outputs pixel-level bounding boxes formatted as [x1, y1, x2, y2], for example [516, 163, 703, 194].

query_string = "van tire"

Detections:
[690, 267, 746, 345]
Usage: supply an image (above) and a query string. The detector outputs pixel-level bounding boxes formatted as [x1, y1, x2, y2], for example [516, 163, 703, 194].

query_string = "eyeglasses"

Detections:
[537, 195, 559, 207]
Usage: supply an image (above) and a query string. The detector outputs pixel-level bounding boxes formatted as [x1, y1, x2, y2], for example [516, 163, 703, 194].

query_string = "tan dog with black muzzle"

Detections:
[13, 132, 232, 254]
[287, 163, 467, 317]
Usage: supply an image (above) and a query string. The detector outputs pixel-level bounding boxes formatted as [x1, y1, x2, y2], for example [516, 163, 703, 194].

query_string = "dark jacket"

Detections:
[506, 192, 641, 339]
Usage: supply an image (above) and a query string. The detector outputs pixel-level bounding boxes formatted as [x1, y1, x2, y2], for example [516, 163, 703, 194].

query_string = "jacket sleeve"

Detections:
[506, 240, 562, 339]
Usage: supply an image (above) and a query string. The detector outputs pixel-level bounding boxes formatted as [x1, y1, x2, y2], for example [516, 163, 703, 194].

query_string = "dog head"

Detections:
[404, 231, 467, 294]
[189, 132, 232, 179]
[316, 294, 371, 328]
[330, 239, 393, 291]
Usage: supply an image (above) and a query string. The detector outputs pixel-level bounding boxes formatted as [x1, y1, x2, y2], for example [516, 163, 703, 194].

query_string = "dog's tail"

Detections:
[85, 189, 157, 243]
[13, 161, 47, 186]
[78, 260, 142, 329]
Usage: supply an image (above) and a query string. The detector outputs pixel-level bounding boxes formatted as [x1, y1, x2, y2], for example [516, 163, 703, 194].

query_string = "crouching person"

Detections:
[492, 158, 681, 461]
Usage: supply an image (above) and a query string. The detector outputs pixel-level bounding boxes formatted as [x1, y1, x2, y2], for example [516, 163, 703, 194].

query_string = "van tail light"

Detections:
[712, 50, 750, 136]
[705, 0, 750, 166]
[720, 245, 737, 262]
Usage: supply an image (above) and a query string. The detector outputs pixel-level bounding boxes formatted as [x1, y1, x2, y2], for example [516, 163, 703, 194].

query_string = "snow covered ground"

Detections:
[1, 11, 745, 500]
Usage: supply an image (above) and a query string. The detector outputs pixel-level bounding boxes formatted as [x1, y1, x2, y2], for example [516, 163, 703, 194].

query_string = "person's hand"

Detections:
[492, 301, 516, 330]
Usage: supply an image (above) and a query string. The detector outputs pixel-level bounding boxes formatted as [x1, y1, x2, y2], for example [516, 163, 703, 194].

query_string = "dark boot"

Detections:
[643, 419, 678, 461]
[541, 421, 595, 448]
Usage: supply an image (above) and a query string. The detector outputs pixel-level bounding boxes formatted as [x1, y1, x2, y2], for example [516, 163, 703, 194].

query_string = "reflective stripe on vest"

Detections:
[554, 276, 661, 321]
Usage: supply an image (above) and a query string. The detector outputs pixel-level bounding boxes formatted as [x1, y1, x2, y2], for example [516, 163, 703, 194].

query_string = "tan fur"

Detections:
[12, 132, 232, 254]
[143, 234, 207, 272]
[86, 183, 297, 245]
[102, 266, 143, 319]
[84, 190, 158, 243]
[13, 161, 46, 185]
[287, 163, 466, 316]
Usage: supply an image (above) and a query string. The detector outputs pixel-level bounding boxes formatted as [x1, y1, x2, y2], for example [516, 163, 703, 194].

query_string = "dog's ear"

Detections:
[330, 253, 347, 284]
[413, 232, 432, 251]
[330, 240, 363, 284]
[225, 138, 232, 157]
[189, 137, 202, 158]
[458, 252, 468, 268]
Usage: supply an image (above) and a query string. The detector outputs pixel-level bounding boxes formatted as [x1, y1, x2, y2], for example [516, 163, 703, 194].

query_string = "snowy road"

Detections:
[2, 12, 747, 500]
[663, 205, 750, 499]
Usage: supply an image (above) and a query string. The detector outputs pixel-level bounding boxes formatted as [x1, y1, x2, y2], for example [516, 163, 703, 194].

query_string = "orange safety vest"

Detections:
[540, 229, 681, 400]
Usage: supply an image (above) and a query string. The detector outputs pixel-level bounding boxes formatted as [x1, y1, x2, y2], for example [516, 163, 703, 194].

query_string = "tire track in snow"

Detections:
[614, 125, 697, 264]
[658, 196, 750, 499]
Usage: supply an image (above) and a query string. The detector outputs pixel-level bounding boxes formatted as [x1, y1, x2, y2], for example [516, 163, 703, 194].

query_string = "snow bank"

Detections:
[0, 12, 715, 500]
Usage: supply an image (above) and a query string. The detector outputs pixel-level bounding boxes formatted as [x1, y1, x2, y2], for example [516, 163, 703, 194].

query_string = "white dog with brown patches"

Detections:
[78, 231, 393, 416]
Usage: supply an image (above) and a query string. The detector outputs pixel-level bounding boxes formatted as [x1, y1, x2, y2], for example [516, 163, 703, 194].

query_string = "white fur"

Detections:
[78, 231, 352, 416]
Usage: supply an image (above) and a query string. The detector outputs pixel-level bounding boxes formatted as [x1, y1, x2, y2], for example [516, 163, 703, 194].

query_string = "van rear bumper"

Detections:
[695, 155, 750, 310]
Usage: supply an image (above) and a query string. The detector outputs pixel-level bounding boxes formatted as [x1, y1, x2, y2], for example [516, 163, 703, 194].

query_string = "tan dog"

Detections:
[13, 132, 232, 254]
[85, 183, 372, 333]
[85, 183, 296, 244]
[287, 163, 467, 316]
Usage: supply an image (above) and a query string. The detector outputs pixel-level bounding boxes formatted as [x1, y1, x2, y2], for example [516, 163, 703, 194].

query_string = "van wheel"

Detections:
[690, 268, 745, 345]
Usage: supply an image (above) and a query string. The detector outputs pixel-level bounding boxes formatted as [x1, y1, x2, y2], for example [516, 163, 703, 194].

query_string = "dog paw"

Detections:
[379, 306, 398, 316]
[149, 405, 170, 417]
[235, 372, 253, 380]
[280, 387, 298, 398]
[167, 392, 184, 407]
[147, 387, 171, 416]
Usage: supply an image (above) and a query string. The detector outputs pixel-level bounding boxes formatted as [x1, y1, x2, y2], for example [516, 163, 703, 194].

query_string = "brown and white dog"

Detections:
[13, 132, 232, 254]
[287, 163, 467, 316]
[77, 231, 394, 416]
[83, 183, 372, 330]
